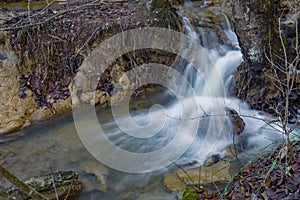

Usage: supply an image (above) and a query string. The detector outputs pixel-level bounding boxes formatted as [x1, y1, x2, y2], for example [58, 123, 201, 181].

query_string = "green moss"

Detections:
[182, 188, 199, 200]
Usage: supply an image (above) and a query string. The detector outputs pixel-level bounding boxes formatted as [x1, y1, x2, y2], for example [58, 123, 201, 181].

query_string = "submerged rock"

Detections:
[84, 160, 108, 192]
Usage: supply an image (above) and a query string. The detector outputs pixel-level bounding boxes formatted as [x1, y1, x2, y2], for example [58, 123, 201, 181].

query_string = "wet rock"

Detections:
[164, 160, 232, 191]
[203, 154, 220, 167]
[223, 145, 239, 159]
[29, 97, 72, 123]
[226, 107, 245, 135]
[178, 0, 235, 49]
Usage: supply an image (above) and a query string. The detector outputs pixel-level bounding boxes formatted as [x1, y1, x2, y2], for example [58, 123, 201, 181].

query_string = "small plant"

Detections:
[182, 188, 200, 200]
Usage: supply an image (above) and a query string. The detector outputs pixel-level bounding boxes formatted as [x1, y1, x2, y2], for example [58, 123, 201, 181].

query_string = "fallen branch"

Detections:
[0, 164, 49, 200]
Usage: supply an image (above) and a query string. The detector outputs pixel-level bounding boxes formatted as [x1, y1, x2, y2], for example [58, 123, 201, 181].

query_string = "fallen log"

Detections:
[0, 170, 82, 200]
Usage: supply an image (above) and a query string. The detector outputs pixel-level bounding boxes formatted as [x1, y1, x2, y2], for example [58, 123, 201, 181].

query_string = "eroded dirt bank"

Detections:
[0, 0, 180, 134]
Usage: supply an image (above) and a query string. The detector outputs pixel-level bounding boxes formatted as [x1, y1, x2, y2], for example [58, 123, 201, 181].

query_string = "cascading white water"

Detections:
[94, 15, 284, 172]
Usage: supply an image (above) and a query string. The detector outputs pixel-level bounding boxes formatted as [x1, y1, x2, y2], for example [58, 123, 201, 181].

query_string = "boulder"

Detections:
[84, 160, 108, 192]
[226, 107, 245, 135]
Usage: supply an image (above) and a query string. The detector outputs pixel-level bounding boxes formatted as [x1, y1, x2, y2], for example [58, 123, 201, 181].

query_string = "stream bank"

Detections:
[0, 0, 180, 134]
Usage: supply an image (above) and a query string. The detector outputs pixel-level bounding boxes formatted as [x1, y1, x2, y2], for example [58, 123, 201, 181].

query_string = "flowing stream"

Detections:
[0, 2, 293, 200]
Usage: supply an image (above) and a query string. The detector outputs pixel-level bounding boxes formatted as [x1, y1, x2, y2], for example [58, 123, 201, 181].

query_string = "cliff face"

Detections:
[232, 0, 300, 120]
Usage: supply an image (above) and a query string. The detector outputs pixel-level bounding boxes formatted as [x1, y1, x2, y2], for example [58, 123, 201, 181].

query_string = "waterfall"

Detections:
[76, 12, 284, 174]
[165, 17, 285, 166]
[176, 16, 242, 97]
[164, 17, 242, 165]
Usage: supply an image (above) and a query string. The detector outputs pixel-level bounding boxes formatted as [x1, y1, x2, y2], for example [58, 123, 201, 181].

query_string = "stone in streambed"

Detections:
[203, 154, 220, 167]
[226, 107, 245, 135]
[164, 160, 232, 191]
[84, 160, 108, 192]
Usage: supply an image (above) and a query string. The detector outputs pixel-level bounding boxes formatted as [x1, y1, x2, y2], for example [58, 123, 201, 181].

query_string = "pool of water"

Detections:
[0, 90, 180, 200]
